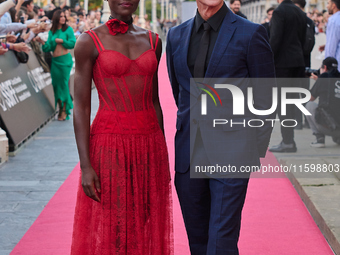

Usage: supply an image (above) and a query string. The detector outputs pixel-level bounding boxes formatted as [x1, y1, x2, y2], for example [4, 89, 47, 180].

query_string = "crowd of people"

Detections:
[308, 8, 331, 33]
[258, 0, 340, 151]
[231, 0, 340, 150]
[0, 0, 104, 44]
[0, 0, 92, 120]
[0, 0, 176, 57]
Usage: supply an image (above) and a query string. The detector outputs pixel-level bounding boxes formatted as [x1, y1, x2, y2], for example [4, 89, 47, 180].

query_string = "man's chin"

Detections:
[199, 0, 224, 9]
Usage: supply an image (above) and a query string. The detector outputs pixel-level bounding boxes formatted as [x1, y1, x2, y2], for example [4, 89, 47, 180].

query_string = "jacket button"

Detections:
[193, 119, 197, 124]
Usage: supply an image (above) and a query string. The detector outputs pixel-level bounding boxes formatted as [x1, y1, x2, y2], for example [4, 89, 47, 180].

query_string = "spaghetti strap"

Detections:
[148, 30, 154, 50]
[85, 30, 105, 52]
[90, 30, 105, 50]
[85, 30, 102, 52]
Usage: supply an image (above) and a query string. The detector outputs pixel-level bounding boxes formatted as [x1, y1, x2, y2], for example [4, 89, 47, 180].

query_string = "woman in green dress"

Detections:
[36, 10, 76, 121]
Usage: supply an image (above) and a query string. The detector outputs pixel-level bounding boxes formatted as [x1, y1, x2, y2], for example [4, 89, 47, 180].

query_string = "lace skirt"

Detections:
[71, 130, 173, 255]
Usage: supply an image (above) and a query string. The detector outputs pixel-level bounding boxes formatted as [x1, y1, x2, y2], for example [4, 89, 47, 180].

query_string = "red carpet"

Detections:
[11, 56, 333, 255]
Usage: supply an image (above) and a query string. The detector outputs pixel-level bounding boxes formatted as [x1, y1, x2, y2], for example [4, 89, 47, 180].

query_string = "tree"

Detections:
[135, 0, 161, 20]
[78, 0, 103, 11]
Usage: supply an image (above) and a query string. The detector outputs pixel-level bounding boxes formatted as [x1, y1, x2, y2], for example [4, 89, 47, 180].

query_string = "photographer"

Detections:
[306, 57, 340, 147]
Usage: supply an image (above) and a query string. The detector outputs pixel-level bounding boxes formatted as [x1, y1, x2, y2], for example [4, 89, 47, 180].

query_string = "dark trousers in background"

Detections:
[295, 74, 311, 126]
[175, 129, 249, 255]
[275, 67, 305, 144]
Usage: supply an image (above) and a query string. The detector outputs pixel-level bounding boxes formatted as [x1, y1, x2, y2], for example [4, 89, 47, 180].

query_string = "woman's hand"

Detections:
[6, 34, 17, 43]
[81, 167, 101, 202]
[55, 38, 64, 44]
[34, 36, 45, 44]
[39, 16, 49, 23]
[13, 42, 31, 53]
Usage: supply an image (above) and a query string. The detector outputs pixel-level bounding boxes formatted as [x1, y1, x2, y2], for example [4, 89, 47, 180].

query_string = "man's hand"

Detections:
[319, 45, 325, 52]
[60, 0, 67, 9]
[55, 38, 63, 44]
[13, 42, 31, 54]
[31, 22, 48, 35]
[0, 46, 8, 55]
[6, 34, 17, 43]
[39, 16, 49, 22]
[310, 73, 318, 81]
[15, 0, 25, 12]
[27, 22, 37, 29]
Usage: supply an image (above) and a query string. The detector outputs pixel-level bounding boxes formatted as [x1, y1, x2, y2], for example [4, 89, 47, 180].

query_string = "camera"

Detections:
[305, 67, 319, 76]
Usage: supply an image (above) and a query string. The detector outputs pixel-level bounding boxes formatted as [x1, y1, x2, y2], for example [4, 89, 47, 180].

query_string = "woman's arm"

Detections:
[14, 0, 25, 13]
[73, 32, 101, 202]
[62, 26, 76, 49]
[0, 0, 15, 19]
[41, 30, 56, 52]
[152, 35, 164, 135]
[1, 42, 30, 53]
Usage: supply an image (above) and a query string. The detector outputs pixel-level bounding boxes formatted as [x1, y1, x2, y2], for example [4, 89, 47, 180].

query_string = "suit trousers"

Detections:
[175, 128, 249, 255]
[275, 67, 305, 144]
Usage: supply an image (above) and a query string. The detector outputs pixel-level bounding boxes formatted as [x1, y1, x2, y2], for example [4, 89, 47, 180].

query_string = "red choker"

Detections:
[106, 18, 131, 36]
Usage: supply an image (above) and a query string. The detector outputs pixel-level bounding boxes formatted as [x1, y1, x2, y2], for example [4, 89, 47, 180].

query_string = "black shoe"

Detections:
[269, 141, 297, 153]
[294, 123, 303, 130]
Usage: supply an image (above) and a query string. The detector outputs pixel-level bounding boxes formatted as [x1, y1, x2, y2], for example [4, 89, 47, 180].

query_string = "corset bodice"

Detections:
[85, 30, 160, 135]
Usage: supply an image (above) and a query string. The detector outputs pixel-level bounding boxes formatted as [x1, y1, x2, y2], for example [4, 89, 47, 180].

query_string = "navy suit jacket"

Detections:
[166, 9, 276, 173]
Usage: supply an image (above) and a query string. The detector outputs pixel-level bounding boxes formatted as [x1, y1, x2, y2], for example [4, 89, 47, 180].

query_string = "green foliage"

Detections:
[134, 0, 162, 20]
[79, 0, 163, 16]
[79, 0, 103, 11]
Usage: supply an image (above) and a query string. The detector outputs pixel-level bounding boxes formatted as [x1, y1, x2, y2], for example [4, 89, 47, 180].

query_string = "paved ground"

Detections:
[269, 123, 340, 255]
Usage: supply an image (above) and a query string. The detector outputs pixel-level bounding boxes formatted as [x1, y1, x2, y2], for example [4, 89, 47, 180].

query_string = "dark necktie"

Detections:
[194, 22, 211, 78]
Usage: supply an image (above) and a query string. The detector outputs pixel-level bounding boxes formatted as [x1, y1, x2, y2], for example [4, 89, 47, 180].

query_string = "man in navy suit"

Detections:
[166, 0, 276, 254]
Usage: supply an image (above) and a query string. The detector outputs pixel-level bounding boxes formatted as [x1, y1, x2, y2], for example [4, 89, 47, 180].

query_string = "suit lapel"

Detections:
[204, 9, 237, 83]
[180, 19, 194, 79]
[179, 18, 202, 98]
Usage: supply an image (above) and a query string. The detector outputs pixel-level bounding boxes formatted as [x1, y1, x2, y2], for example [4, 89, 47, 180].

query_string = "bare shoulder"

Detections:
[74, 32, 97, 61]
[91, 24, 108, 35]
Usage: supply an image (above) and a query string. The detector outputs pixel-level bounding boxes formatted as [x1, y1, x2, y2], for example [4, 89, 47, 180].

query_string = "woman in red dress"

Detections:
[70, 0, 173, 253]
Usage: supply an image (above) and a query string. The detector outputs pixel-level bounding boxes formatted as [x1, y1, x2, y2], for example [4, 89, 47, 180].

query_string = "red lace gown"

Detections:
[71, 30, 173, 255]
